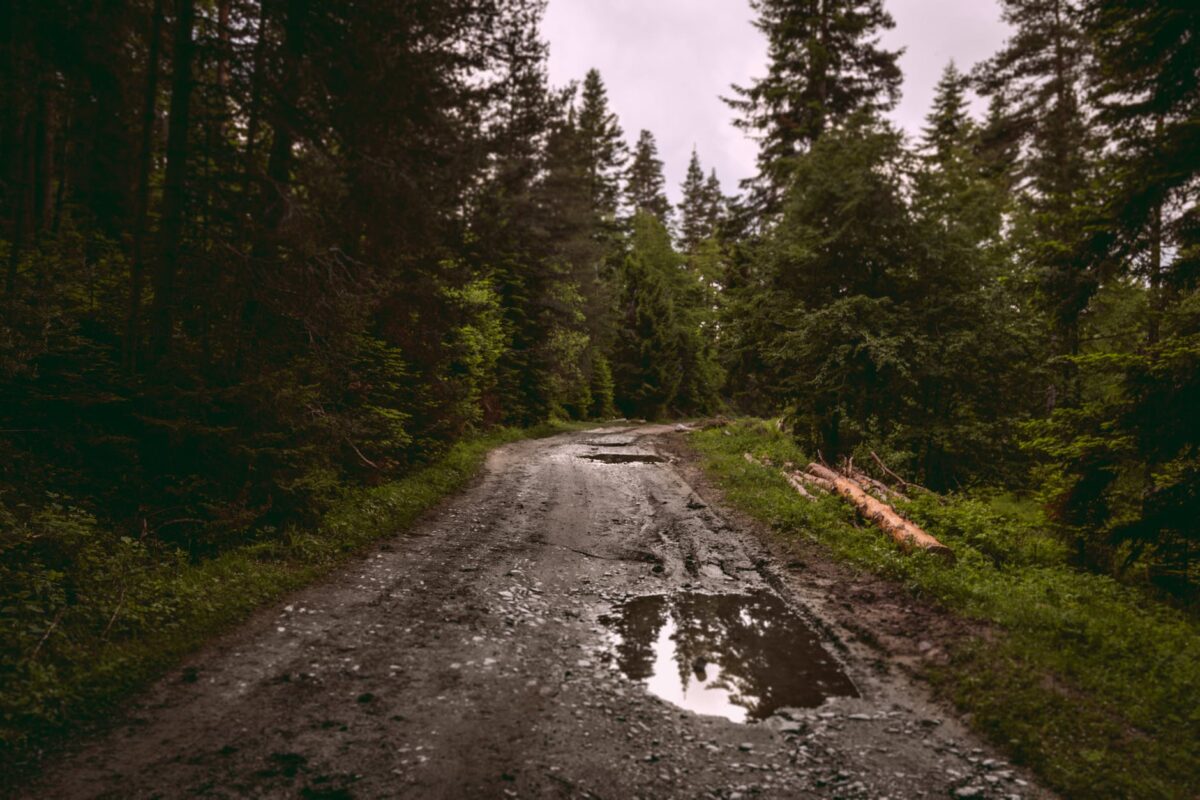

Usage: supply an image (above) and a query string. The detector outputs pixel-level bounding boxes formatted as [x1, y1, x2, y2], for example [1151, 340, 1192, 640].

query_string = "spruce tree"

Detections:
[1026, 0, 1200, 582]
[726, 0, 902, 213]
[976, 0, 1096, 406]
[471, 6, 561, 424]
[918, 61, 1006, 244]
[576, 68, 627, 219]
[702, 170, 725, 235]
[678, 148, 709, 253]
[625, 129, 672, 223]
[921, 62, 972, 163]
[976, 91, 1022, 191]
[1086, 0, 1199, 305]
[612, 213, 685, 418]
[677, 154, 726, 254]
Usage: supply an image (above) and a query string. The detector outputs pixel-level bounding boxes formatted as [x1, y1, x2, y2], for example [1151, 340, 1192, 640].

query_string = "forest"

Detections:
[0, 0, 1197, 787]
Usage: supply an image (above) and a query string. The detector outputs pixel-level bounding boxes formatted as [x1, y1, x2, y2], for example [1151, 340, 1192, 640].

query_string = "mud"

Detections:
[24, 425, 1051, 799]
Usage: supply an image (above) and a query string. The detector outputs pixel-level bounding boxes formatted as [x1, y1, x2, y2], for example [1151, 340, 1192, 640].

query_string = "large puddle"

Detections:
[602, 592, 857, 722]
[581, 453, 664, 464]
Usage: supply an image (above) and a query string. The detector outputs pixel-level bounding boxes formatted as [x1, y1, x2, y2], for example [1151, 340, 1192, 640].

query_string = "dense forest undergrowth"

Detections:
[1, 0, 1197, 791]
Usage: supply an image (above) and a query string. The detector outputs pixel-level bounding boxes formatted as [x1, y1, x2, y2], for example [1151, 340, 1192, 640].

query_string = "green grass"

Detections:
[691, 419, 1200, 800]
[0, 421, 584, 775]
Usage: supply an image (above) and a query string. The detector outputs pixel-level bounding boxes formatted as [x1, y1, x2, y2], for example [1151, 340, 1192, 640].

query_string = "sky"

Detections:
[541, 0, 1012, 203]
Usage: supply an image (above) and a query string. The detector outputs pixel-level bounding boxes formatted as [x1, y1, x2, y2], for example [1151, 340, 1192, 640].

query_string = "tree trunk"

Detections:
[149, 0, 196, 362]
[1147, 117, 1166, 346]
[32, 81, 54, 236]
[5, 114, 32, 302]
[125, 0, 165, 371]
[237, 0, 306, 373]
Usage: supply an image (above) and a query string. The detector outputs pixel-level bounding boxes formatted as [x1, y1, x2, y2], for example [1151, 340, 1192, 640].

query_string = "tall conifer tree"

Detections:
[726, 0, 902, 213]
[976, 0, 1095, 406]
[678, 148, 708, 253]
[625, 129, 671, 223]
[576, 68, 626, 219]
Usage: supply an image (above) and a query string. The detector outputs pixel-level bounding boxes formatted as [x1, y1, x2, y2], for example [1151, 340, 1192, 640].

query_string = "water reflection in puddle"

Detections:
[603, 592, 857, 722]
[581, 453, 665, 464]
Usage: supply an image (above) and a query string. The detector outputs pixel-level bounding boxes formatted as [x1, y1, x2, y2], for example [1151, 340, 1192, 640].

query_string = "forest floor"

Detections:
[23, 425, 1048, 799]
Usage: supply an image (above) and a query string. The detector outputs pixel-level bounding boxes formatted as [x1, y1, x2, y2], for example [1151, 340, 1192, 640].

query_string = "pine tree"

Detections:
[918, 61, 1006, 244]
[725, 0, 902, 213]
[677, 148, 708, 253]
[703, 169, 725, 235]
[625, 129, 671, 223]
[976, 0, 1096, 406]
[1026, 0, 1200, 584]
[676, 152, 727, 255]
[576, 68, 626, 219]
[921, 62, 972, 163]
[1086, 0, 1199, 319]
[612, 213, 685, 418]
[470, 3, 561, 425]
[976, 91, 1022, 191]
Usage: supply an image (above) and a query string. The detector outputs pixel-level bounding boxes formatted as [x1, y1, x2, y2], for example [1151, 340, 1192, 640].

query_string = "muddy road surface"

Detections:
[28, 425, 1047, 799]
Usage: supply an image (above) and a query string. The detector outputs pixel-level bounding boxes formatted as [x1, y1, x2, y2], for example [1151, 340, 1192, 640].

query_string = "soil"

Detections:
[24, 425, 1051, 799]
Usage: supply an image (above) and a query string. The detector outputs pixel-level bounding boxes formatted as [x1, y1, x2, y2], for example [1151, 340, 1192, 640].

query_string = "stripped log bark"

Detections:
[807, 463, 954, 562]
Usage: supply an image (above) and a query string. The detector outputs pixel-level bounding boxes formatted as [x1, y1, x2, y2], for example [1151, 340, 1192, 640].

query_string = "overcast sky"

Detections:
[542, 0, 1012, 203]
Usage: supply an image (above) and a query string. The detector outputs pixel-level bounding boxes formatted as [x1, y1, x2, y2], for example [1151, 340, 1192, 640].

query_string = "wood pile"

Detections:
[743, 453, 954, 562]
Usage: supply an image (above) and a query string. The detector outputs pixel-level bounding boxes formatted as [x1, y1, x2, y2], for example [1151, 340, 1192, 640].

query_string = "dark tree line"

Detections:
[0, 0, 723, 561]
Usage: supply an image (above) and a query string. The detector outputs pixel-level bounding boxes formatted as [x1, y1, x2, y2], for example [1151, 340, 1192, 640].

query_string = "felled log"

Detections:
[848, 464, 908, 502]
[807, 463, 954, 562]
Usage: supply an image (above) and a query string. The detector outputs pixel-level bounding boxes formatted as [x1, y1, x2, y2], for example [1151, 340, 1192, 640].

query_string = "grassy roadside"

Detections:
[0, 421, 585, 774]
[690, 419, 1200, 800]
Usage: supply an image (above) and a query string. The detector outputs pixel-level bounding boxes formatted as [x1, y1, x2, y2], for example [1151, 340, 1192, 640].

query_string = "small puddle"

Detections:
[581, 453, 664, 464]
[602, 592, 857, 722]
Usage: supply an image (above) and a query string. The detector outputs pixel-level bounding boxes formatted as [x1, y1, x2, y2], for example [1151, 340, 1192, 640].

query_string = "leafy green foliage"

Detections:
[1026, 307, 1200, 588]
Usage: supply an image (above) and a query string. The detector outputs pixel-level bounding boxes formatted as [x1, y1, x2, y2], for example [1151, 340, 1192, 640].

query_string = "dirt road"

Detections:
[28, 426, 1046, 799]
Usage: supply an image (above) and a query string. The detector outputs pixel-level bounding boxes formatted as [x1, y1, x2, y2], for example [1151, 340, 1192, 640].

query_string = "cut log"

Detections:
[848, 465, 909, 502]
[807, 463, 954, 562]
[797, 470, 835, 492]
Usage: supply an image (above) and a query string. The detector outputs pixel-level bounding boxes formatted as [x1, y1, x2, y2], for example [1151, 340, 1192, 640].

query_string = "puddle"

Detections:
[603, 592, 857, 722]
[581, 453, 664, 464]
[580, 439, 635, 447]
